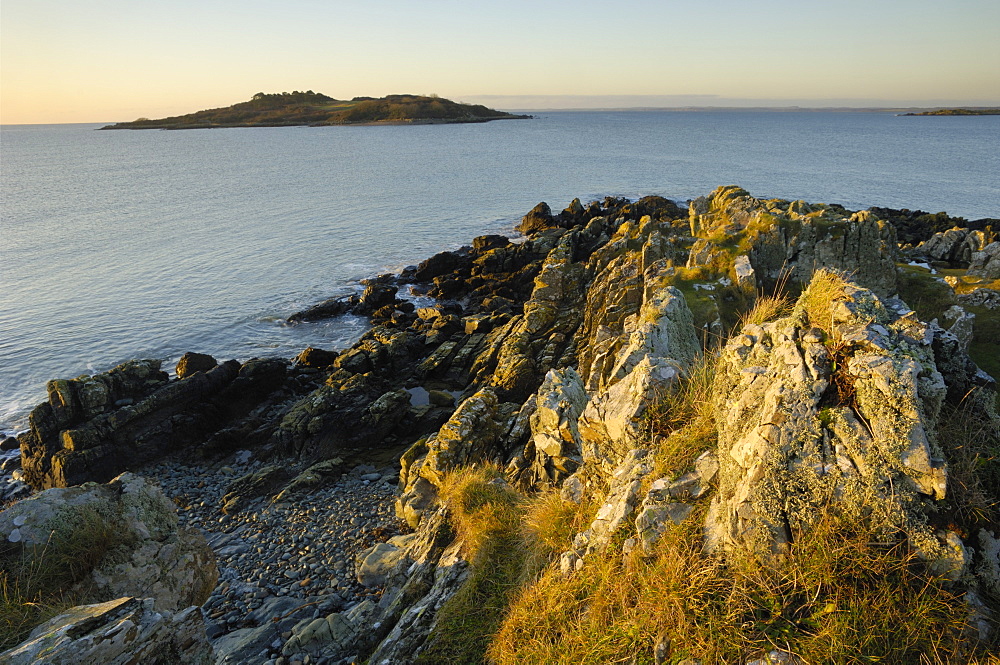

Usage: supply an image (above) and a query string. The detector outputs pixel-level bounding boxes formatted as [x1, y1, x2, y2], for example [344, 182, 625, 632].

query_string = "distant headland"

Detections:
[99, 91, 531, 129]
[900, 108, 1000, 116]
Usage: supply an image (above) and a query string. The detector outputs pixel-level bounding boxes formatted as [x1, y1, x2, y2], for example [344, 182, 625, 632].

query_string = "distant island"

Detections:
[100, 91, 531, 129]
[901, 108, 1000, 116]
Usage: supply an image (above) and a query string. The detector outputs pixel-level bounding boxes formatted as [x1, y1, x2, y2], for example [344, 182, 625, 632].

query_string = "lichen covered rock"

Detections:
[705, 271, 984, 577]
[0, 472, 217, 611]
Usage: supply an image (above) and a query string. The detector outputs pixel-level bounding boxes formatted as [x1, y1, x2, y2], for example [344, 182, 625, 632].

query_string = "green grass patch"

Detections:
[897, 265, 956, 322]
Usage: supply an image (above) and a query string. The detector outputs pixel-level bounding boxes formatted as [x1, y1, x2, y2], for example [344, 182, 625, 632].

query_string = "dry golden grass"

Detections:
[739, 292, 793, 328]
[643, 352, 718, 480]
[417, 465, 532, 664]
[421, 466, 600, 664]
[489, 507, 990, 665]
[800, 268, 851, 334]
[521, 488, 594, 563]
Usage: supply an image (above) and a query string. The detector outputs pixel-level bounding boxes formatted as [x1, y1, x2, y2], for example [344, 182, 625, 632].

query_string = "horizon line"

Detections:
[5, 104, 1000, 127]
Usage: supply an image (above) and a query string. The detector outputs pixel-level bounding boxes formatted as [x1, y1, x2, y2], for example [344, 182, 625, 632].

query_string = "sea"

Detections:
[2, 110, 999, 435]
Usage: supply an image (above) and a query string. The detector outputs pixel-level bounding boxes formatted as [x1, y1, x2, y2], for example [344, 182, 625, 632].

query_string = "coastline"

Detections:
[2, 186, 998, 662]
[99, 115, 533, 130]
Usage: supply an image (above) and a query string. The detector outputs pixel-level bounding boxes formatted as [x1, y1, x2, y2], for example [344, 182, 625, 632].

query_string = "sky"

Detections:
[2, 0, 999, 124]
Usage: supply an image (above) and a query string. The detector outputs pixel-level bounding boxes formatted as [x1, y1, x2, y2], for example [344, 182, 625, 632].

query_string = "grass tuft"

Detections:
[419, 466, 600, 664]
[490, 508, 991, 664]
[739, 292, 792, 328]
[644, 353, 718, 479]
[0, 506, 137, 650]
[800, 268, 852, 334]
[416, 465, 530, 664]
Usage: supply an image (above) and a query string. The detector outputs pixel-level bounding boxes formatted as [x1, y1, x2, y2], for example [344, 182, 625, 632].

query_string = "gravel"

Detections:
[141, 453, 405, 649]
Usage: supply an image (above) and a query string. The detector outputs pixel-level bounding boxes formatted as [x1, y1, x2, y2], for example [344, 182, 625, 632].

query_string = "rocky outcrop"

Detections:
[512, 367, 588, 488]
[0, 472, 218, 610]
[0, 597, 213, 665]
[176, 351, 218, 379]
[9, 187, 997, 662]
[908, 227, 987, 267]
[18, 356, 294, 489]
[517, 201, 558, 235]
[868, 206, 995, 246]
[704, 271, 983, 575]
[696, 186, 900, 297]
[969, 240, 1000, 279]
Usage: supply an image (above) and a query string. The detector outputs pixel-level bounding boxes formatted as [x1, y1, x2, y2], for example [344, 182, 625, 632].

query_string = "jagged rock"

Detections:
[929, 318, 996, 403]
[282, 599, 377, 658]
[705, 271, 981, 572]
[578, 356, 683, 471]
[0, 597, 213, 665]
[355, 283, 399, 315]
[941, 305, 975, 353]
[287, 294, 358, 322]
[295, 346, 340, 368]
[413, 249, 469, 282]
[272, 457, 344, 503]
[410, 388, 503, 489]
[563, 448, 652, 561]
[689, 186, 899, 297]
[272, 364, 414, 460]
[689, 185, 761, 236]
[362, 509, 470, 663]
[0, 473, 217, 611]
[18, 357, 289, 489]
[733, 254, 755, 286]
[956, 286, 1000, 309]
[213, 596, 321, 664]
[968, 240, 1000, 279]
[472, 234, 509, 253]
[881, 206, 999, 244]
[522, 367, 588, 487]
[469, 232, 590, 403]
[517, 201, 557, 235]
[909, 227, 986, 266]
[561, 197, 585, 222]
[175, 351, 217, 379]
[355, 533, 418, 587]
[574, 265, 698, 473]
[270, 507, 466, 663]
[976, 529, 1000, 597]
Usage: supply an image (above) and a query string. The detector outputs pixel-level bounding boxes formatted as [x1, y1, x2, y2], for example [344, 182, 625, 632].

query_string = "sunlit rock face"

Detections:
[690, 185, 900, 297]
[705, 271, 987, 581]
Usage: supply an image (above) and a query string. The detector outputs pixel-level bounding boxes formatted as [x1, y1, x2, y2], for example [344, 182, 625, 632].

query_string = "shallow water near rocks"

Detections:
[2, 112, 998, 431]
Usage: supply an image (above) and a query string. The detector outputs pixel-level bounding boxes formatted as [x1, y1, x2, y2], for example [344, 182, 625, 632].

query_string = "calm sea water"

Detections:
[2, 111, 998, 432]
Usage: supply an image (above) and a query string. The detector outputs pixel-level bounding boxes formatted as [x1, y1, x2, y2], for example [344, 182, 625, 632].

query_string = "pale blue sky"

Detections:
[2, 0, 998, 123]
